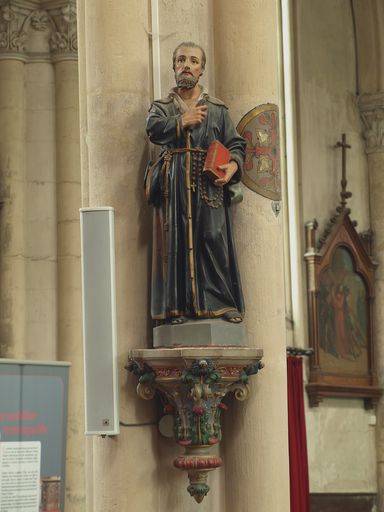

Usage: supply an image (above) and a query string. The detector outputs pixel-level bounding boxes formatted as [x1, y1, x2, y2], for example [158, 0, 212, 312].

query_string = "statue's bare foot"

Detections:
[170, 316, 187, 325]
[223, 310, 243, 323]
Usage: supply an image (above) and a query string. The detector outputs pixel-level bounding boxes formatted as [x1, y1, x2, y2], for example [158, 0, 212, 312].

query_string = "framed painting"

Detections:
[304, 212, 381, 408]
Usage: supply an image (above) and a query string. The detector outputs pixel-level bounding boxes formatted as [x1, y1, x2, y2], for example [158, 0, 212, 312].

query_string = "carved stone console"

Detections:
[127, 347, 263, 503]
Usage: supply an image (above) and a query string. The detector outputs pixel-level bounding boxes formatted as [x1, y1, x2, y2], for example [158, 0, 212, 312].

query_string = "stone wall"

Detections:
[294, 0, 377, 496]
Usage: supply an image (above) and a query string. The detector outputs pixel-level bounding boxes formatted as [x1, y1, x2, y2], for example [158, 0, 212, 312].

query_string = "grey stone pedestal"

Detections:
[153, 318, 247, 348]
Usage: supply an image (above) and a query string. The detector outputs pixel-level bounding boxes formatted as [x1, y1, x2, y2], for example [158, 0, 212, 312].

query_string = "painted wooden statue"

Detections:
[145, 42, 245, 324]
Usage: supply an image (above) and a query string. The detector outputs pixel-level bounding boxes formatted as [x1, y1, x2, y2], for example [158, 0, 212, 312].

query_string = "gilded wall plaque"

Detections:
[237, 104, 281, 200]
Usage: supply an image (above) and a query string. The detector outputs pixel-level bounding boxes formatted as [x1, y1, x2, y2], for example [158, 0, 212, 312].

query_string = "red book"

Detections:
[203, 140, 230, 181]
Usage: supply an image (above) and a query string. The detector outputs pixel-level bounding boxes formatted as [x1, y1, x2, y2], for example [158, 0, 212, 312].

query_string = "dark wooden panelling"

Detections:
[310, 493, 376, 512]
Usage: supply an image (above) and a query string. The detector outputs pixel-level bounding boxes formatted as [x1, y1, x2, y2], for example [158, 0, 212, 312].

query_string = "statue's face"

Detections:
[174, 46, 203, 89]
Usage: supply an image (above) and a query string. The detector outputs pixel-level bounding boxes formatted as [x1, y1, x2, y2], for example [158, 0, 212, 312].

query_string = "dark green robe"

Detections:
[145, 90, 246, 321]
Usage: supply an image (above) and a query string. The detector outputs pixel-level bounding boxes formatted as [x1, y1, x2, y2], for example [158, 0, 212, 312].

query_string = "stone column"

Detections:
[213, 1, 291, 511]
[0, 2, 84, 509]
[20, 4, 60, 361]
[359, 92, 384, 508]
[24, 59, 58, 361]
[21, 2, 85, 509]
[77, 1, 160, 511]
[151, 5, 225, 509]
[54, 55, 84, 512]
[0, 55, 26, 358]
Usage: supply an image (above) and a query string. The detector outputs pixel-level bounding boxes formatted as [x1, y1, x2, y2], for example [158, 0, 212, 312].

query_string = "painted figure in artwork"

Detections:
[319, 247, 367, 365]
[145, 42, 246, 324]
[330, 284, 352, 359]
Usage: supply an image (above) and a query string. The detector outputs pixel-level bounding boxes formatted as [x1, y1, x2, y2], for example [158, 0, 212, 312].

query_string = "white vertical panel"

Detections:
[151, 0, 162, 100]
[280, 0, 307, 346]
[80, 207, 119, 435]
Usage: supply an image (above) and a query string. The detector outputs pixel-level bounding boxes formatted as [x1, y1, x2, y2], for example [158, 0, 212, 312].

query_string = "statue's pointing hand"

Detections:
[214, 161, 238, 187]
[181, 105, 208, 128]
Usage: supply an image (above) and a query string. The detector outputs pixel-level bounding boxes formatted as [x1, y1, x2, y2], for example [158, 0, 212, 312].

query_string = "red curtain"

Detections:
[287, 356, 310, 512]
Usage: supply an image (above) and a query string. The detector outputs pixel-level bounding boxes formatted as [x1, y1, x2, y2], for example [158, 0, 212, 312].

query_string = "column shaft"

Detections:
[55, 59, 85, 512]
[366, 149, 384, 508]
[0, 60, 27, 359]
[25, 61, 58, 360]
[359, 94, 384, 508]
[78, 1, 159, 511]
[150, 3, 225, 509]
[213, 1, 291, 511]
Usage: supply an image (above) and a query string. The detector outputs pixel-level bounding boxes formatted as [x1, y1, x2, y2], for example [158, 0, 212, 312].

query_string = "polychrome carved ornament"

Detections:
[236, 103, 281, 200]
[127, 348, 263, 503]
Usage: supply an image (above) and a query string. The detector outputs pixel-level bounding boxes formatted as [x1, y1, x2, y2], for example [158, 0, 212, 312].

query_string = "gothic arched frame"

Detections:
[304, 211, 381, 408]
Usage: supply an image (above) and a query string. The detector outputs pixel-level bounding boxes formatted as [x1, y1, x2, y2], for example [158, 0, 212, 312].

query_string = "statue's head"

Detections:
[172, 42, 206, 71]
[173, 42, 206, 89]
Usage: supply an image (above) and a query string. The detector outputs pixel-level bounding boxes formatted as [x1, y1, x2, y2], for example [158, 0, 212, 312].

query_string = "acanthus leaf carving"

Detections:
[50, 31, 68, 51]
[49, 4, 77, 56]
[359, 93, 384, 154]
[0, 1, 77, 60]
[9, 28, 26, 50]
[1, 4, 14, 22]
[62, 4, 76, 24]
[30, 10, 49, 32]
[0, 3, 27, 52]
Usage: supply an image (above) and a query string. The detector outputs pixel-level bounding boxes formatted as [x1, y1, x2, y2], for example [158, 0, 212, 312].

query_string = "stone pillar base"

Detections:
[153, 319, 247, 347]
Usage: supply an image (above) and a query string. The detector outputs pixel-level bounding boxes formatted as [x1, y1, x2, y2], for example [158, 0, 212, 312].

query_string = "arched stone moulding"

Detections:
[127, 346, 263, 503]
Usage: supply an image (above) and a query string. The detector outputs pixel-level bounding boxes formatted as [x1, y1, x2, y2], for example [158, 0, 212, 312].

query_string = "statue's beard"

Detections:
[175, 72, 199, 89]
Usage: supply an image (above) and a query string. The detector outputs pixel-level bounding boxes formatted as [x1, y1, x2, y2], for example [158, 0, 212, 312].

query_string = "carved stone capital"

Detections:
[359, 93, 384, 154]
[48, 3, 77, 61]
[0, 3, 28, 55]
[0, 0, 77, 62]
